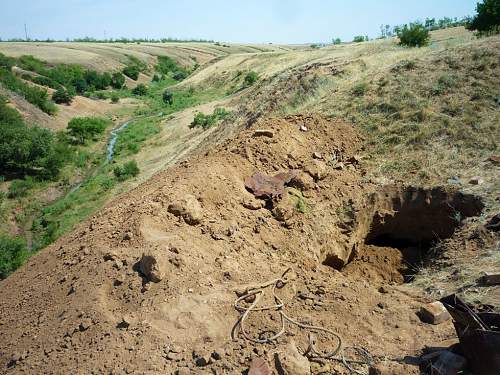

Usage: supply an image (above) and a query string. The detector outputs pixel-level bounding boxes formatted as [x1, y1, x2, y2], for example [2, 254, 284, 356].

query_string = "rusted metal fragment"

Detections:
[441, 294, 500, 375]
[244, 171, 297, 199]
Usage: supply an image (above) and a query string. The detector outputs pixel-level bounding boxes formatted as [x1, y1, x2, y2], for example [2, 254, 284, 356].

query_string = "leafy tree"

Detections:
[132, 83, 148, 96]
[397, 23, 430, 47]
[353, 35, 368, 42]
[189, 108, 229, 130]
[0, 235, 29, 279]
[332, 38, 342, 45]
[67, 117, 109, 144]
[123, 65, 140, 80]
[52, 87, 73, 104]
[111, 72, 125, 89]
[467, 0, 500, 34]
[162, 90, 174, 105]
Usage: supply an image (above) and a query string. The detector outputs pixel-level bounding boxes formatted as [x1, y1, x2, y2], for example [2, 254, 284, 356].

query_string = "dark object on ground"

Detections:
[480, 272, 500, 286]
[245, 171, 297, 199]
[441, 294, 500, 375]
[485, 213, 500, 232]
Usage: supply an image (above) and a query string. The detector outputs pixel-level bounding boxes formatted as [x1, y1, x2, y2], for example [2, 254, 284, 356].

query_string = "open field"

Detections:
[0, 25, 499, 374]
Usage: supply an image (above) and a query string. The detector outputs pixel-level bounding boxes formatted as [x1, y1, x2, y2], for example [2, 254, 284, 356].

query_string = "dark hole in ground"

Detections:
[364, 186, 484, 282]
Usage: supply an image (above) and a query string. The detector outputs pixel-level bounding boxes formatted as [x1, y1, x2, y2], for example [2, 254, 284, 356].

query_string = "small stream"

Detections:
[106, 121, 131, 162]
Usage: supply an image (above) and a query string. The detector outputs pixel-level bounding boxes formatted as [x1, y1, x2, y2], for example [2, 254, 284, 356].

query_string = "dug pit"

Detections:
[339, 186, 484, 283]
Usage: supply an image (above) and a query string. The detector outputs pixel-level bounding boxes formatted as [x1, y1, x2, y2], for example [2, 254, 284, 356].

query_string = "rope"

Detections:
[232, 268, 374, 375]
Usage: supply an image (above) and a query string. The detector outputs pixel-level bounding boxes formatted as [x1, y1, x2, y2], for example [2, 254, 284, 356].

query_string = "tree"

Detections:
[162, 90, 174, 105]
[467, 0, 500, 35]
[132, 84, 148, 96]
[67, 117, 109, 144]
[123, 65, 140, 80]
[332, 38, 341, 45]
[397, 22, 430, 47]
[111, 72, 125, 89]
[353, 35, 368, 43]
[52, 87, 73, 104]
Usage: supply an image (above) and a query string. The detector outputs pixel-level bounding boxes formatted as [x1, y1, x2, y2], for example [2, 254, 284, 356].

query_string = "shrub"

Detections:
[244, 71, 259, 86]
[123, 65, 140, 80]
[162, 90, 174, 105]
[111, 72, 125, 89]
[95, 91, 106, 100]
[0, 235, 29, 279]
[132, 83, 148, 96]
[467, 0, 500, 35]
[332, 38, 342, 45]
[8, 178, 34, 198]
[67, 117, 110, 144]
[189, 107, 229, 130]
[32, 76, 62, 90]
[52, 87, 74, 104]
[113, 160, 140, 181]
[111, 94, 120, 103]
[172, 70, 188, 81]
[152, 74, 161, 82]
[352, 82, 368, 97]
[0, 53, 15, 69]
[397, 23, 430, 47]
[353, 35, 368, 42]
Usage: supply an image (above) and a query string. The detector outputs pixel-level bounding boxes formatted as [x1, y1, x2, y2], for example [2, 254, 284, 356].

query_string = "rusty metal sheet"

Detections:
[244, 171, 297, 199]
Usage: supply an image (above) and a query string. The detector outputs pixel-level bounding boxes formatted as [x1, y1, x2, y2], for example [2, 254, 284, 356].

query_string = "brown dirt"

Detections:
[0, 114, 486, 374]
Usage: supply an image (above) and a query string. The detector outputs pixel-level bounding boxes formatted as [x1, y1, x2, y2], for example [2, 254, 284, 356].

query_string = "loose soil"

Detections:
[0, 114, 492, 374]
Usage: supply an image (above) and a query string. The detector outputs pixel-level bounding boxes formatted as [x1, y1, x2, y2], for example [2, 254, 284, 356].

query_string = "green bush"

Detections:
[352, 82, 368, 97]
[31, 76, 62, 90]
[113, 160, 140, 181]
[353, 35, 368, 42]
[244, 71, 259, 86]
[132, 83, 148, 96]
[173, 70, 188, 81]
[95, 91, 106, 100]
[152, 74, 161, 82]
[111, 94, 120, 103]
[52, 87, 74, 104]
[111, 72, 125, 89]
[123, 65, 140, 80]
[0, 235, 29, 279]
[0, 98, 62, 177]
[467, 0, 500, 35]
[189, 107, 229, 130]
[8, 178, 35, 198]
[162, 90, 174, 105]
[397, 22, 430, 47]
[67, 117, 110, 144]
[0, 53, 16, 69]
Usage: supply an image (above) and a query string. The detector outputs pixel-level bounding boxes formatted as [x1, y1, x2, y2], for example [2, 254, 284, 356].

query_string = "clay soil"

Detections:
[0, 114, 488, 374]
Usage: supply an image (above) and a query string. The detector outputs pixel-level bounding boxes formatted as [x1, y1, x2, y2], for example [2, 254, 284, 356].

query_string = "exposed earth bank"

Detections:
[0, 114, 496, 374]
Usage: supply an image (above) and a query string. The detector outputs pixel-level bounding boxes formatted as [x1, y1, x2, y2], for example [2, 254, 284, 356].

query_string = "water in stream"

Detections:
[106, 121, 130, 162]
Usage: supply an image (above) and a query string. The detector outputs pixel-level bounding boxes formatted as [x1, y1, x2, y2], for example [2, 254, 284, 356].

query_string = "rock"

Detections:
[488, 155, 500, 165]
[272, 189, 296, 223]
[79, 318, 92, 331]
[166, 351, 183, 361]
[289, 172, 315, 191]
[248, 357, 272, 375]
[275, 340, 311, 375]
[139, 248, 167, 283]
[480, 272, 500, 286]
[469, 176, 483, 185]
[194, 353, 211, 367]
[168, 195, 203, 225]
[211, 350, 222, 361]
[432, 351, 467, 375]
[117, 315, 135, 329]
[378, 286, 389, 294]
[419, 301, 451, 325]
[303, 160, 328, 181]
[242, 197, 265, 210]
[312, 152, 323, 159]
[253, 129, 274, 138]
[300, 125, 308, 132]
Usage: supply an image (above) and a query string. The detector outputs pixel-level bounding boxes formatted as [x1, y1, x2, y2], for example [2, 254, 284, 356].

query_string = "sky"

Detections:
[0, 0, 479, 44]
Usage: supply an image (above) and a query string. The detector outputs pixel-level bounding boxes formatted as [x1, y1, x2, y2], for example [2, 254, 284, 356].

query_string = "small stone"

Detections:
[275, 340, 311, 375]
[168, 194, 203, 225]
[167, 352, 183, 361]
[248, 357, 272, 375]
[252, 129, 274, 138]
[312, 152, 323, 159]
[300, 125, 308, 132]
[79, 318, 92, 331]
[419, 301, 451, 325]
[377, 302, 387, 309]
[378, 286, 388, 294]
[123, 231, 133, 241]
[469, 177, 483, 185]
[480, 272, 500, 286]
[211, 350, 222, 361]
[194, 354, 211, 367]
[139, 248, 166, 283]
[117, 315, 135, 329]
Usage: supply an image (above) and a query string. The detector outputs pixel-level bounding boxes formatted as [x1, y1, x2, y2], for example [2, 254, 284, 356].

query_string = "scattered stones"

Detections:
[168, 194, 203, 225]
[468, 176, 483, 185]
[139, 248, 167, 283]
[419, 301, 451, 325]
[248, 357, 272, 375]
[480, 272, 500, 286]
[252, 129, 274, 138]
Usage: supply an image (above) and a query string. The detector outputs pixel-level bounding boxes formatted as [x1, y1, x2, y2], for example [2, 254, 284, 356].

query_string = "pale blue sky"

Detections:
[0, 0, 478, 43]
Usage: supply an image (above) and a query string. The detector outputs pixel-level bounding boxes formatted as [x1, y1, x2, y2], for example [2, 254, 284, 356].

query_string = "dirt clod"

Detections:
[139, 249, 166, 283]
[168, 194, 203, 225]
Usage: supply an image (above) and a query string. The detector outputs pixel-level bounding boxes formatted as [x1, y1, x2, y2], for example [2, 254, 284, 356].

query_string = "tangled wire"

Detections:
[231, 268, 374, 375]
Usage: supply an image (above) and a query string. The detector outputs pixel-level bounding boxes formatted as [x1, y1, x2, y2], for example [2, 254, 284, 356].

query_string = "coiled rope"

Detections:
[231, 268, 374, 375]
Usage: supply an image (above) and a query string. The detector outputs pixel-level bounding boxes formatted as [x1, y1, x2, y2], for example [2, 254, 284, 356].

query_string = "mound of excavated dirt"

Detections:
[1, 114, 471, 374]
